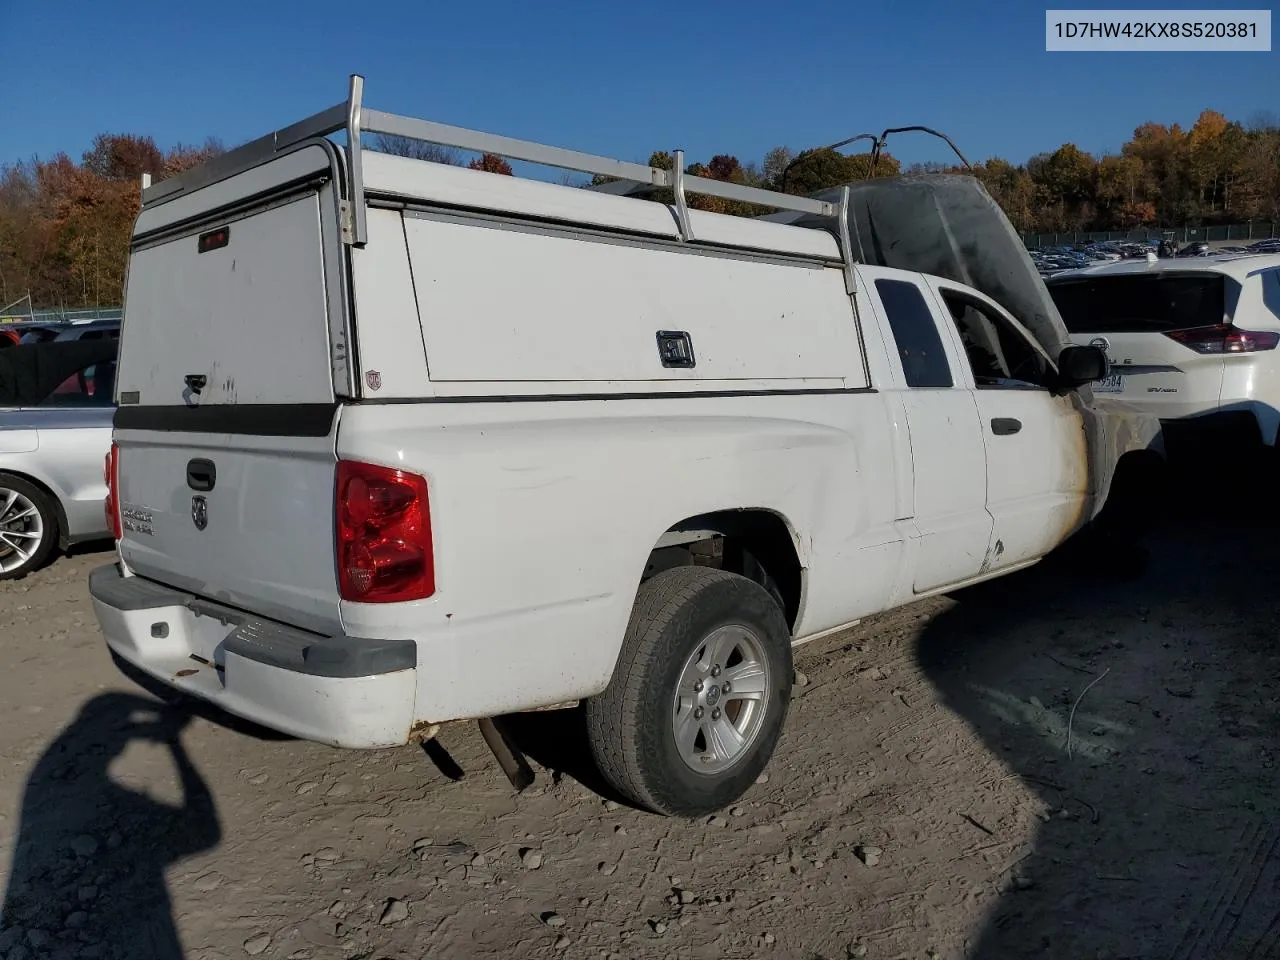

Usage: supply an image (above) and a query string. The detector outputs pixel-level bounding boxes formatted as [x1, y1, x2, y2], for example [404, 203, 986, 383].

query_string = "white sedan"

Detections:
[0, 340, 118, 578]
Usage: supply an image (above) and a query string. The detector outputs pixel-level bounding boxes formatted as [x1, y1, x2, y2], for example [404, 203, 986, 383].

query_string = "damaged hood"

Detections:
[833, 173, 1070, 357]
[783, 173, 1163, 522]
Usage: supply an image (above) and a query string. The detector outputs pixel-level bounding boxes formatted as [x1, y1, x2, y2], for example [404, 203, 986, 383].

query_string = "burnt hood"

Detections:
[766, 174, 1070, 359]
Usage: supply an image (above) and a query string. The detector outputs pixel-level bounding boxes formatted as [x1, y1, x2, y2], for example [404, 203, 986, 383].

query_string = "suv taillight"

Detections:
[104, 442, 121, 540]
[335, 460, 434, 603]
[1164, 324, 1280, 354]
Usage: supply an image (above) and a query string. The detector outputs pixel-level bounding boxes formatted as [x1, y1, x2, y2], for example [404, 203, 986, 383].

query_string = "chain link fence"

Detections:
[0, 305, 122, 324]
[1025, 222, 1278, 249]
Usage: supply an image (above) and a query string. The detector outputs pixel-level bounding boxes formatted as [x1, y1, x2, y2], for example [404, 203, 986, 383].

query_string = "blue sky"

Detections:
[2, 0, 1275, 171]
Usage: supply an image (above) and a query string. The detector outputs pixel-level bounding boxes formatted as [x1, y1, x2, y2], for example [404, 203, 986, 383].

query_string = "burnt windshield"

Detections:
[1047, 273, 1229, 334]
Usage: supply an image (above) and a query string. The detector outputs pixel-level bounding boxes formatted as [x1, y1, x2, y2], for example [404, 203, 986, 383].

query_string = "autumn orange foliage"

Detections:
[3, 109, 1277, 311]
[0, 135, 222, 310]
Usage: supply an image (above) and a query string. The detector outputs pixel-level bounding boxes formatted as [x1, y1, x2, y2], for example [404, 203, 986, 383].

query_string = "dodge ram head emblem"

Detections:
[191, 496, 208, 531]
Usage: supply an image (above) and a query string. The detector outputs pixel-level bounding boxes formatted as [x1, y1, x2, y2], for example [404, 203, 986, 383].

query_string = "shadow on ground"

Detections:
[0, 693, 221, 960]
[918, 470, 1280, 958]
[500, 707, 636, 807]
[64, 539, 116, 560]
[107, 651, 294, 744]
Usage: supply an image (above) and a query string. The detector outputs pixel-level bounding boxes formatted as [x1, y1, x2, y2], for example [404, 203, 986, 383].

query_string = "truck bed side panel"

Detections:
[336, 393, 905, 722]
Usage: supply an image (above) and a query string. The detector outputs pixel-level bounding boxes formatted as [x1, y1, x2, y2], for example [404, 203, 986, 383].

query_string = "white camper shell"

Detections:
[90, 76, 1159, 816]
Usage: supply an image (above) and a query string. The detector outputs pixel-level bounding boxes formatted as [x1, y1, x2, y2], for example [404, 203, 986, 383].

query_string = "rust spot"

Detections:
[409, 720, 442, 743]
[1054, 395, 1093, 546]
[174, 668, 198, 678]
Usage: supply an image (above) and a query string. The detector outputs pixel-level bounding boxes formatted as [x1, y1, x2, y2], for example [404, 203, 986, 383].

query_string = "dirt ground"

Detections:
[1, 506, 1278, 960]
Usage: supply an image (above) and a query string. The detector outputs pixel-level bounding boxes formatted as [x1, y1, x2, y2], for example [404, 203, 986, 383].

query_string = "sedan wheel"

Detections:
[0, 477, 58, 579]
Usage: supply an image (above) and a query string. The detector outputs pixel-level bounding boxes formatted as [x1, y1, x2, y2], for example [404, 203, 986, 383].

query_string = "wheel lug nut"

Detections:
[694, 680, 704, 692]
[711, 665, 721, 677]
[694, 707, 704, 719]
[711, 708, 721, 720]
[721, 681, 731, 693]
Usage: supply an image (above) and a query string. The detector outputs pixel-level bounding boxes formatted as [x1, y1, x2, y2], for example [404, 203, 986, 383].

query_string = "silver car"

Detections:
[0, 340, 117, 578]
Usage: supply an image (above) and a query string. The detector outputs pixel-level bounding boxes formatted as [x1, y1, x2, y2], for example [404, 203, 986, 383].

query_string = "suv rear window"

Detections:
[1048, 273, 1227, 334]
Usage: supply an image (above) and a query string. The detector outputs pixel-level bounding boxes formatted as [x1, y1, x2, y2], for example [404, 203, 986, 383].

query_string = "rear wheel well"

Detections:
[0, 470, 68, 547]
[643, 511, 803, 630]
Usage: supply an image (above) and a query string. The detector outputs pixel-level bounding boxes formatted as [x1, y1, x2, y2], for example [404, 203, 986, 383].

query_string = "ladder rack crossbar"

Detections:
[363, 110, 834, 218]
[363, 109, 667, 189]
[139, 74, 846, 267]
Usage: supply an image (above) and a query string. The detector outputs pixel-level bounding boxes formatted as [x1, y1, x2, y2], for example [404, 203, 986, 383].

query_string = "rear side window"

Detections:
[1264, 269, 1280, 322]
[875, 279, 953, 388]
[1048, 273, 1227, 333]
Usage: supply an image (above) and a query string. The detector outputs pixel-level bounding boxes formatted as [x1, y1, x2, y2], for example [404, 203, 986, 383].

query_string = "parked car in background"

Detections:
[1047, 253, 1280, 453]
[55, 319, 120, 342]
[3, 321, 65, 346]
[0, 340, 118, 578]
[12, 319, 120, 346]
[1119, 242, 1156, 259]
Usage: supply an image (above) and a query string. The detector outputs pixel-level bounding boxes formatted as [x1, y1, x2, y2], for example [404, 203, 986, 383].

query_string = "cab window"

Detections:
[940, 291, 1049, 389]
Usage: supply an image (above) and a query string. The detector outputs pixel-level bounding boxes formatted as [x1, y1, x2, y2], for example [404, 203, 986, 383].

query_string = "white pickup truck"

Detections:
[90, 77, 1160, 816]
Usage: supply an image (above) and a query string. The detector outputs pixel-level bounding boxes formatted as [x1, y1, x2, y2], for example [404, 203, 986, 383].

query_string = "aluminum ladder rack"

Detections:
[141, 75, 862, 294]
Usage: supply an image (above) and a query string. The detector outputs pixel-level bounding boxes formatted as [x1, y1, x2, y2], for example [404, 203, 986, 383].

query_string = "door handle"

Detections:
[991, 418, 1022, 436]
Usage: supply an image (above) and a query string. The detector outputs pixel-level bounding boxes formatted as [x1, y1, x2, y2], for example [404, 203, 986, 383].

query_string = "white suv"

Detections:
[1047, 254, 1280, 451]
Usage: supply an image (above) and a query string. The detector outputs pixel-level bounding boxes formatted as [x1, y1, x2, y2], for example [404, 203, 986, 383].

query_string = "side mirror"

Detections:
[1057, 344, 1110, 388]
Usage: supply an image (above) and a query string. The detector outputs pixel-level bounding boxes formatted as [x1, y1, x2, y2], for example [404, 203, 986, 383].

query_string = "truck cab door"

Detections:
[859, 268, 993, 592]
[929, 280, 1088, 572]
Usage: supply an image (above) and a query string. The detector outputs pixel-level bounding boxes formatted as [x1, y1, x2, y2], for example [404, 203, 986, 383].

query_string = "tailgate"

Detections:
[114, 172, 347, 635]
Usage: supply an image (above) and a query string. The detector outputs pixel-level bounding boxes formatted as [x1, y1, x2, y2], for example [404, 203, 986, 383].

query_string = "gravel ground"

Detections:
[1, 507, 1278, 960]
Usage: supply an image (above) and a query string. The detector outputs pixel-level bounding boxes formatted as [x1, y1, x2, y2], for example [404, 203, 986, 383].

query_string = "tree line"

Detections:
[2, 108, 1276, 311]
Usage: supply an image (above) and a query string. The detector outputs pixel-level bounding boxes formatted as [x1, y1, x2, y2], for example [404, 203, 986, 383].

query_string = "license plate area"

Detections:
[1093, 373, 1125, 394]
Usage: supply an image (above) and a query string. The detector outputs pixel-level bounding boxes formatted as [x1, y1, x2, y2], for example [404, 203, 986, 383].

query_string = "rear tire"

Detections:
[585, 566, 792, 817]
[0, 474, 58, 580]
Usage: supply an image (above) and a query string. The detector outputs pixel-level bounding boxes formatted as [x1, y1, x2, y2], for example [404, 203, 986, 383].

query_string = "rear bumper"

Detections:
[89, 564, 418, 748]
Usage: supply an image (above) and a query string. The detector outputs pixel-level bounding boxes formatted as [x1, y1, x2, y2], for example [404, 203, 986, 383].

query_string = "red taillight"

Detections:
[104, 442, 122, 540]
[1164, 324, 1280, 354]
[335, 460, 434, 603]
